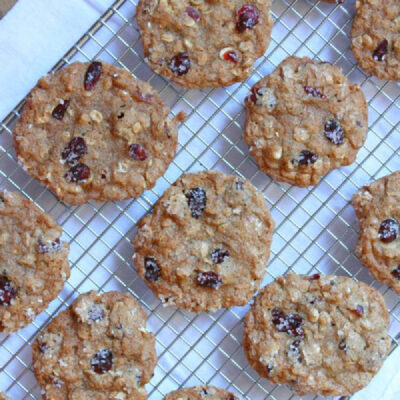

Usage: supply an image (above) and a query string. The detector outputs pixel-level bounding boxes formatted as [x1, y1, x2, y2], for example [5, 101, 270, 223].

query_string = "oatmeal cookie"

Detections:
[243, 56, 368, 187]
[243, 274, 390, 396]
[351, 0, 400, 81]
[14, 61, 185, 205]
[164, 386, 240, 400]
[136, 0, 273, 88]
[353, 172, 400, 293]
[0, 393, 10, 400]
[32, 291, 157, 400]
[133, 170, 274, 312]
[0, 190, 69, 332]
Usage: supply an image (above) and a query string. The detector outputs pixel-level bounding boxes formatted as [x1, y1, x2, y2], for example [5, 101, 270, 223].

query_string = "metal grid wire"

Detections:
[0, 0, 399, 398]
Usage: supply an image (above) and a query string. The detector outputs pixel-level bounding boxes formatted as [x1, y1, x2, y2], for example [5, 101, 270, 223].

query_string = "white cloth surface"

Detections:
[0, 1, 399, 399]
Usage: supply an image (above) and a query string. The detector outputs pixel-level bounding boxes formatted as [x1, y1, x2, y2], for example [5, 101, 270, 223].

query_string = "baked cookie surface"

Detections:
[0, 190, 69, 332]
[133, 170, 274, 312]
[243, 274, 390, 396]
[0, 393, 10, 400]
[164, 386, 240, 400]
[14, 61, 184, 205]
[32, 291, 157, 400]
[351, 0, 400, 81]
[353, 172, 400, 293]
[136, 0, 273, 88]
[243, 56, 368, 187]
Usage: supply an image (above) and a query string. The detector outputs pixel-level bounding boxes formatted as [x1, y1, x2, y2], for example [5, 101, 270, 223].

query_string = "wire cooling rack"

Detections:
[0, 0, 399, 399]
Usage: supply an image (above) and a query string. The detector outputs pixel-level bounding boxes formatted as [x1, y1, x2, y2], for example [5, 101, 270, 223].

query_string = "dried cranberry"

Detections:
[338, 339, 347, 351]
[373, 39, 388, 62]
[129, 144, 147, 161]
[236, 4, 259, 32]
[65, 163, 90, 183]
[38, 238, 61, 254]
[391, 267, 400, 280]
[223, 50, 239, 63]
[211, 249, 230, 264]
[186, 6, 200, 21]
[351, 305, 364, 317]
[186, 187, 206, 218]
[84, 61, 102, 90]
[0, 276, 16, 306]
[297, 150, 318, 166]
[144, 256, 161, 282]
[324, 120, 344, 145]
[271, 309, 304, 337]
[169, 52, 191, 76]
[197, 271, 222, 289]
[91, 349, 113, 374]
[249, 87, 260, 104]
[61, 137, 88, 166]
[309, 273, 320, 281]
[304, 86, 326, 99]
[52, 99, 70, 121]
[39, 341, 48, 353]
[378, 218, 398, 243]
[88, 303, 104, 322]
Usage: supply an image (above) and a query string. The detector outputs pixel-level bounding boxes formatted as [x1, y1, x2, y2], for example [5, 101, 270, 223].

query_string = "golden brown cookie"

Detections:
[14, 61, 185, 205]
[351, 0, 400, 81]
[136, 0, 273, 88]
[32, 291, 157, 400]
[164, 386, 240, 400]
[243, 56, 368, 187]
[243, 274, 390, 396]
[0, 190, 70, 332]
[353, 172, 400, 292]
[133, 170, 274, 312]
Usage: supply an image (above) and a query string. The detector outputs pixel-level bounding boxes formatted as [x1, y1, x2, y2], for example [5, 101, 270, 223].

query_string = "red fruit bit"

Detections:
[373, 39, 388, 62]
[304, 86, 326, 99]
[169, 52, 191, 76]
[91, 348, 113, 374]
[197, 271, 222, 289]
[0, 276, 16, 306]
[65, 163, 90, 183]
[324, 120, 344, 145]
[144, 256, 161, 282]
[211, 249, 230, 264]
[52, 99, 71, 121]
[391, 267, 400, 280]
[84, 61, 102, 91]
[129, 144, 147, 161]
[297, 150, 318, 166]
[39, 341, 48, 353]
[61, 137, 88, 166]
[186, 6, 200, 21]
[38, 238, 61, 254]
[223, 50, 239, 64]
[378, 218, 398, 243]
[236, 4, 259, 32]
[351, 305, 364, 317]
[271, 309, 304, 338]
[309, 273, 320, 281]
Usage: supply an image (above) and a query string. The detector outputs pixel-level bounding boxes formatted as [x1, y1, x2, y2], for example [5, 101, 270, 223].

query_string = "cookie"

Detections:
[243, 56, 368, 187]
[14, 61, 185, 205]
[0, 393, 10, 400]
[353, 172, 400, 293]
[0, 190, 70, 332]
[136, 0, 273, 89]
[133, 170, 274, 312]
[32, 291, 157, 400]
[351, 0, 400, 81]
[243, 274, 390, 396]
[163, 386, 240, 400]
